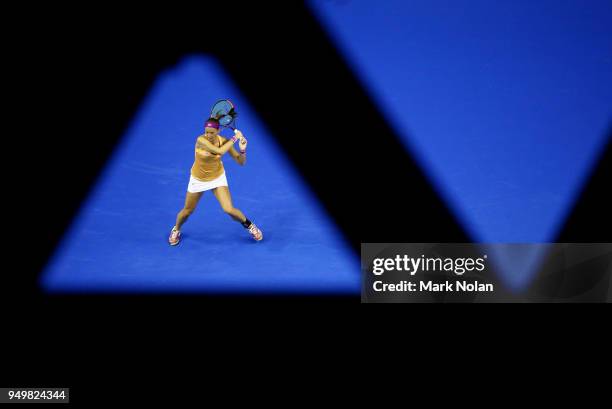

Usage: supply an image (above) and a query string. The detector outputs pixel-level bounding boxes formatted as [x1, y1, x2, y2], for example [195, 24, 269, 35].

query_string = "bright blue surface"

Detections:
[41, 55, 360, 293]
[310, 0, 612, 289]
[310, 0, 612, 243]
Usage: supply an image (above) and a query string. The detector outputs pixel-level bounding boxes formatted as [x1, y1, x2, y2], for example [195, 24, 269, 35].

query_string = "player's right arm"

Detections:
[196, 131, 243, 156]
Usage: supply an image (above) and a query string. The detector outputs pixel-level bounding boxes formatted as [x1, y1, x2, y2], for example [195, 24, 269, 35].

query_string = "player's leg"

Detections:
[176, 191, 204, 230]
[213, 186, 245, 222]
[213, 186, 263, 241]
[169, 191, 204, 245]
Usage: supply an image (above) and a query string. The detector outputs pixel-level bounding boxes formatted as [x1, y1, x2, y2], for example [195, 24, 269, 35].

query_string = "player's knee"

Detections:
[222, 206, 234, 215]
[183, 207, 195, 216]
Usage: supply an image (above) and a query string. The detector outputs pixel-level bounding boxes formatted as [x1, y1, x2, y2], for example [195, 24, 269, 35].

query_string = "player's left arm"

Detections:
[222, 136, 247, 166]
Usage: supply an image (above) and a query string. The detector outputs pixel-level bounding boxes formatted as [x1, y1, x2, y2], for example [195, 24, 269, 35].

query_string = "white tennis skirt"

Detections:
[187, 172, 228, 193]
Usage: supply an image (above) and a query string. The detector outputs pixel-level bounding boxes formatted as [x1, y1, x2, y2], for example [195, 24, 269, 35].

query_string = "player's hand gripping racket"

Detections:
[211, 99, 247, 151]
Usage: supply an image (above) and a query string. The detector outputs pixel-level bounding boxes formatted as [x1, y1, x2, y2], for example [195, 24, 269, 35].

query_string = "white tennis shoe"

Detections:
[248, 223, 263, 242]
[168, 226, 181, 246]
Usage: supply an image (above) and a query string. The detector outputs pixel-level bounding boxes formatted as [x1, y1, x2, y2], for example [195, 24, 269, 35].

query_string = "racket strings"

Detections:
[211, 99, 237, 129]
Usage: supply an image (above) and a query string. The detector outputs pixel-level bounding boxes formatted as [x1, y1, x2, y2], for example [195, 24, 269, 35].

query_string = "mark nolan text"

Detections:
[373, 280, 494, 292]
[422, 280, 493, 292]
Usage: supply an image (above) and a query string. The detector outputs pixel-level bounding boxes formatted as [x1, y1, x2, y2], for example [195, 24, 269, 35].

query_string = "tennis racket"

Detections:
[210, 99, 238, 131]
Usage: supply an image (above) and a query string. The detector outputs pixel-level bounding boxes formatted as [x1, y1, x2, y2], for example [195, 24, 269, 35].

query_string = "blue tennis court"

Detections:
[41, 1, 612, 293]
[310, 0, 612, 289]
[41, 56, 360, 294]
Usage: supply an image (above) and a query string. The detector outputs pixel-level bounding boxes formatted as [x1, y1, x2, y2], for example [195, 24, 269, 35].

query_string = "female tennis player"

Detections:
[168, 118, 263, 245]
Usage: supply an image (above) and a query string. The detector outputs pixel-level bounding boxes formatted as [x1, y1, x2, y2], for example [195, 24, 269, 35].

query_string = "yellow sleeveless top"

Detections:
[190, 136, 225, 181]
